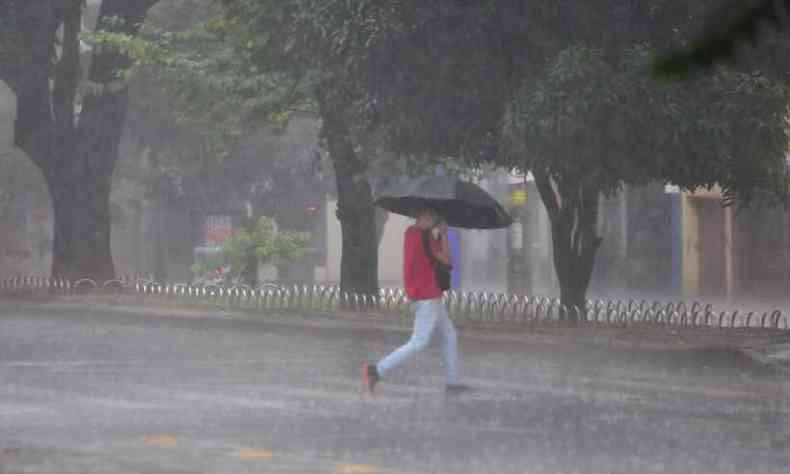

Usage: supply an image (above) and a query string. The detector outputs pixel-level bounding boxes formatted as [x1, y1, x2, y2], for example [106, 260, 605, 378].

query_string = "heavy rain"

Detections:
[0, 1, 788, 473]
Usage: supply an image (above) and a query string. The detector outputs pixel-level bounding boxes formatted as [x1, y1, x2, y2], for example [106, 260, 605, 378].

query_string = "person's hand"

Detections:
[437, 222, 448, 235]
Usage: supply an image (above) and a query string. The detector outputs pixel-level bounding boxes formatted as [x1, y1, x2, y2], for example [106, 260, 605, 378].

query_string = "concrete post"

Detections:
[681, 194, 700, 298]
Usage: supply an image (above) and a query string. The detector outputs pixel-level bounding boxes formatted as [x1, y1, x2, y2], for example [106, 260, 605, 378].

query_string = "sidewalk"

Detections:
[743, 339, 790, 374]
[5, 294, 790, 367]
[2, 295, 788, 474]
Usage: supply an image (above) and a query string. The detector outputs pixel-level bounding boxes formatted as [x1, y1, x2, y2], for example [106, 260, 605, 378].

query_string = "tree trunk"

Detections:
[534, 168, 602, 323]
[331, 148, 379, 296]
[318, 90, 378, 296]
[551, 219, 593, 321]
[243, 254, 259, 287]
[43, 64, 130, 282]
[242, 214, 258, 286]
[153, 203, 168, 282]
[7, 0, 158, 282]
[49, 176, 114, 283]
[43, 85, 127, 282]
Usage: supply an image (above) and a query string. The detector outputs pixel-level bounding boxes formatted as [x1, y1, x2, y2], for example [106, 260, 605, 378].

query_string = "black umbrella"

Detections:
[374, 175, 514, 229]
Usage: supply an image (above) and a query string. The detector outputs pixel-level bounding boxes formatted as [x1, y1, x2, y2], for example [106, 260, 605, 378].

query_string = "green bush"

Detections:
[222, 216, 311, 281]
[190, 254, 224, 280]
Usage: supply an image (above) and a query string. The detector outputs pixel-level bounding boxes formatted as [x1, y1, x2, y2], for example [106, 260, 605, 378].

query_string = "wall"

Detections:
[590, 192, 628, 293]
[323, 197, 411, 288]
[522, 181, 557, 295]
[0, 81, 52, 278]
[376, 212, 411, 288]
[679, 186, 790, 303]
[623, 183, 674, 296]
[454, 172, 510, 293]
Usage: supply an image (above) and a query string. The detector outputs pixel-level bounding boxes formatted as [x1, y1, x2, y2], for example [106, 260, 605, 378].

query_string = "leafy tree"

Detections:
[87, 0, 380, 294]
[348, 1, 790, 319]
[0, 0, 159, 281]
[90, 0, 462, 295]
[222, 1, 790, 314]
[71, 0, 790, 313]
[503, 44, 789, 317]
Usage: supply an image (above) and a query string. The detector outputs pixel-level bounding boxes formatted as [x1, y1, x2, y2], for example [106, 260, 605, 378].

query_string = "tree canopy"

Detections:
[24, 0, 790, 299]
[652, 0, 790, 79]
[504, 44, 790, 206]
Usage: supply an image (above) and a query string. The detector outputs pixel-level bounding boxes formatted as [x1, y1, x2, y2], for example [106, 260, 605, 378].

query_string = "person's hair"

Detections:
[416, 207, 437, 219]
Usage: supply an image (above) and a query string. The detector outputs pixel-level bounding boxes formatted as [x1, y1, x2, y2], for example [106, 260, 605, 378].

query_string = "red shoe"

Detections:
[362, 361, 380, 396]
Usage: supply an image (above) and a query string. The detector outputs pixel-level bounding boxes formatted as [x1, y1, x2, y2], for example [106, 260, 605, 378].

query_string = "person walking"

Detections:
[362, 207, 470, 396]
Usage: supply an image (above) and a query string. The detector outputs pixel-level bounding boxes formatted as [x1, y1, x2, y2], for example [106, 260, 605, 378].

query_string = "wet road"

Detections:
[0, 302, 788, 473]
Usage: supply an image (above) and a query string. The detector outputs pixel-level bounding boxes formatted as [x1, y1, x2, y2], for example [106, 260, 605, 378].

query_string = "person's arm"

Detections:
[434, 224, 452, 267]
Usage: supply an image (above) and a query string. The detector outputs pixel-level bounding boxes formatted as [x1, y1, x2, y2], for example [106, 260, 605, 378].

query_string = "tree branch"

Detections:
[562, 181, 582, 256]
[52, 0, 82, 132]
[533, 166, 559, 219]
[11, 0, 56, 169]
[71, 0, 160, 180]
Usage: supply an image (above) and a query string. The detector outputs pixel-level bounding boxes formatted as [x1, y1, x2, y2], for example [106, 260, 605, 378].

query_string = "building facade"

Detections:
[679, 186, 790, 304]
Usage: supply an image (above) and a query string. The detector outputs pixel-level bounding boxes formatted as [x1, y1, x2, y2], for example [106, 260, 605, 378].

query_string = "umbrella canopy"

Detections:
[374, 175, 514, 229]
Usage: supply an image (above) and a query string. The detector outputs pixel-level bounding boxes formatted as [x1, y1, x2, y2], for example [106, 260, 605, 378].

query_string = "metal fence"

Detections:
[1, 276, 787, 330]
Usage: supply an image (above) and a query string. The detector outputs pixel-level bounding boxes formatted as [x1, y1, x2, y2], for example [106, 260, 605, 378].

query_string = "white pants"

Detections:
[376, 298, 460, 385]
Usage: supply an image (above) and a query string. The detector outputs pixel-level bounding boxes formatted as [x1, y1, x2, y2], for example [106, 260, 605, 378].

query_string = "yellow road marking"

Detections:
[143, 436, 177, 446]
[336, 464, 377, 474]
[239, 449, 274, 460]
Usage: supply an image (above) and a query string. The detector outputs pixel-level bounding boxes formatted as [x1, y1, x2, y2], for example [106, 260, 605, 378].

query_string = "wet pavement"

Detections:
[0, 301, 788, 473]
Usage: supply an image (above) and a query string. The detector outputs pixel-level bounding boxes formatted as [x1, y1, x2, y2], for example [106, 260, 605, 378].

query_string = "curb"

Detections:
[5, 296, 789, 355]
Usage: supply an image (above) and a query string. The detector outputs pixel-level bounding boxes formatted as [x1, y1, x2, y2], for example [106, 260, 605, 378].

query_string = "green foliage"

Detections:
[83, 23, 252, 157]
[651, 0, 788, 80]
[354, 1, 523, 164]
[504, 44, 790, 207]
[221, 216, 310, 279]
[86, 0, 790, 209]
[190, 254, 223, 279]
[84, 0, 439, 170]
[83, 0, 391, 131]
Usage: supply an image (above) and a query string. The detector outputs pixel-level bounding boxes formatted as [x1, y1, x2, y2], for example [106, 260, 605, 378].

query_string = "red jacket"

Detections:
[403, 225, 446, 301]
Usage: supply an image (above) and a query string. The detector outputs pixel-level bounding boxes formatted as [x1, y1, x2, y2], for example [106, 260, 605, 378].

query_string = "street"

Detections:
[0, 301, 788, 473]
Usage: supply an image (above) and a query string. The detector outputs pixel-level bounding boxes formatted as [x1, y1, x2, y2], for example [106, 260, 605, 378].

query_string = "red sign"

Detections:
[305, 202, 320, 215]
[204, 215, 233, 246]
